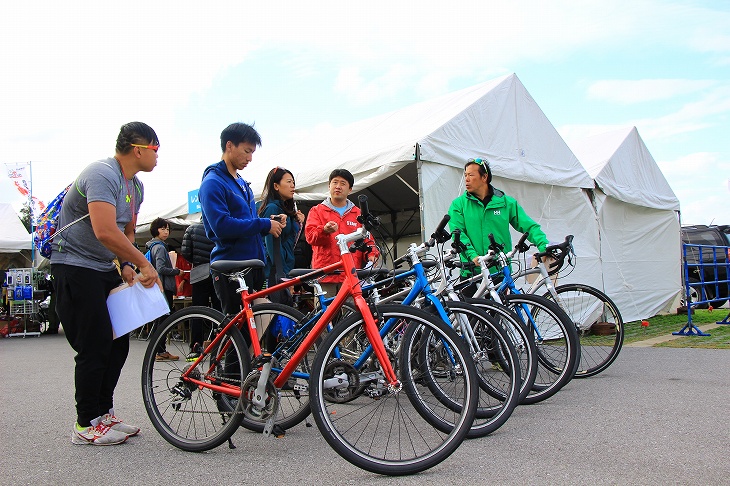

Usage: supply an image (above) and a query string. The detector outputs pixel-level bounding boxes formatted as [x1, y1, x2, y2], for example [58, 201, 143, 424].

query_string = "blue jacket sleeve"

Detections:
[199, 177, 271, 239]
[260, 204, 278, 266]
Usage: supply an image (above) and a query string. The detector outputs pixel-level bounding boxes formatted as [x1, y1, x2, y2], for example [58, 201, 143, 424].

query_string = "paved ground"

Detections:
[1, 330, 729, 485]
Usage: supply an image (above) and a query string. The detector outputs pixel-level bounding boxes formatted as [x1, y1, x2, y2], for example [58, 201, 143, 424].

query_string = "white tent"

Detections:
[0, 202, 32, 268]
[136, 74, 603, 265]
[570, 127, 682, 321]
[264, 73, 602, 281]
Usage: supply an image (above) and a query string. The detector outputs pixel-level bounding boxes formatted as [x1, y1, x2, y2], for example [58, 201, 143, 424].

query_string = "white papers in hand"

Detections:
[107, 282, 170, 339]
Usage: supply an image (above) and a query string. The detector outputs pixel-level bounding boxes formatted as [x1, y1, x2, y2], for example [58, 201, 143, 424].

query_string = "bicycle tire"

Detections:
[309, 304, 478, 476]
[141, 306, 250, 452]
[423, 300, 521, 438]
[501, 294, 580, 405]
[463, 297, 538, 404]
[545, 284, 624, 378]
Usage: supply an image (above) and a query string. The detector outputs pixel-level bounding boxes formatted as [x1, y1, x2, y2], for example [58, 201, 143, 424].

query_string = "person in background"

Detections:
[257, 166, 306, 278]
[175, 253, 192, 298]
[304, 169, 378, 299]
[198, 123, 285, 323]
[146, 217, 182, 361]
[1, 270, 7, 314]
[39, 274, 60, 335]
[180, 221, 221, 361]
[448, 157, 549, 279]
[51, 121, 161, 446]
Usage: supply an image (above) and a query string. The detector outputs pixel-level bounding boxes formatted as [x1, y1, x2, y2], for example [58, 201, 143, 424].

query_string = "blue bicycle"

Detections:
[215, 214, 521, 438]
[451, 231, 581, 404]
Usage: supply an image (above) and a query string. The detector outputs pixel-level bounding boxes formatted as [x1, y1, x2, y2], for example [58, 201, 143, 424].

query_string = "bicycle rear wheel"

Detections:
[309, 304, 478, 476]
[546, 284, 624, 378]
[501, 294, 580, 405]
[141, 306, 250, 452]
[432, 300, 521, 438]
[463, 297, 538, 404]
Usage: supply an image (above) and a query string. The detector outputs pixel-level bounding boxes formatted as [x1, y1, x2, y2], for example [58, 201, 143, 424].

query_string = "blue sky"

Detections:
[1, 0, 728, 225]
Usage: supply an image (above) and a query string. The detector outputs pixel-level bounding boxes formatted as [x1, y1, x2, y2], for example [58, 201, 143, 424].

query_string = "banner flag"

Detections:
[4, 162, 46, 217]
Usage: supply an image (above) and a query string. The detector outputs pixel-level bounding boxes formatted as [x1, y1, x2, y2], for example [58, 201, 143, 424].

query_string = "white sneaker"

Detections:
[101, 409, 140, 437]
[71, 418, 128, 446]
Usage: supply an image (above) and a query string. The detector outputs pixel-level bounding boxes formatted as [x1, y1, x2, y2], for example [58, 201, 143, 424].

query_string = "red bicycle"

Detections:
[141, 197, 479, 475]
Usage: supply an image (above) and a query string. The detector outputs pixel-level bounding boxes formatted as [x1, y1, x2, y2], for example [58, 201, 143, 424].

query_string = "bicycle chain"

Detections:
[169, 368, 278, 416]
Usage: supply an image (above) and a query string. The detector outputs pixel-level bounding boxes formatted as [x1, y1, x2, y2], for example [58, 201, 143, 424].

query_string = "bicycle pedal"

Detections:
[253, 353, 273, 366]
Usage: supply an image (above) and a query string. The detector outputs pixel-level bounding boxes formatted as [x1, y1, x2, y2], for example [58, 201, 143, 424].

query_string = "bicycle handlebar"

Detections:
[533, 235, 574, 275]
[515, 232, 530, 253]
[451, 229, 467, 254]
[394, 215, 453, 268]
[430, 214, 451, 245]
[487, 233, 504, 253]
[356, 194, 380, 231]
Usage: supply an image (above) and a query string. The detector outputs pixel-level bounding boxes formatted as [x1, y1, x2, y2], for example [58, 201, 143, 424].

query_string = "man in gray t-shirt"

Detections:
[52, 158, 143, 271]
[51, 122, 162, 446]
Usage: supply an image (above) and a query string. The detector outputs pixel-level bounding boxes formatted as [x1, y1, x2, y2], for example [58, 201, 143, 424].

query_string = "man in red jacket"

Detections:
[305, 169, 378, 299]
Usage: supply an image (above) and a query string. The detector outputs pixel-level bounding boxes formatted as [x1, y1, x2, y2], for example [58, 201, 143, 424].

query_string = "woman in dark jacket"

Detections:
[257, 167, 305, 278]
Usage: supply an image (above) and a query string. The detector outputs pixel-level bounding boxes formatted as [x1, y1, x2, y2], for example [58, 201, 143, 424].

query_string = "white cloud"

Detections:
[587, 79, 719, 104]
[2, 0, 729, 217]
[659, 152, 719, 178]
[657, 152, 730, 225]
[559, 124, 630, 147]
[633, 85, 730, 139]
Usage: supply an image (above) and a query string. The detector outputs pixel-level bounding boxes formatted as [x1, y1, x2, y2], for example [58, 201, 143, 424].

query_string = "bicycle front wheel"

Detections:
[546, 284, 624, 378]
[309, 304, 478, 476]
[141, 306, 250, 452]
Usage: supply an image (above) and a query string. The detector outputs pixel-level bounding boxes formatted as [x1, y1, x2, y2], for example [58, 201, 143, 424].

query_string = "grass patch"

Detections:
[656, 324, 730, 349]
[625, 309, 730, 348]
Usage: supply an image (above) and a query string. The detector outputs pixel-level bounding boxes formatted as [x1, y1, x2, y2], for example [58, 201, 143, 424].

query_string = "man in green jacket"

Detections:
[448, 158, 549, 276]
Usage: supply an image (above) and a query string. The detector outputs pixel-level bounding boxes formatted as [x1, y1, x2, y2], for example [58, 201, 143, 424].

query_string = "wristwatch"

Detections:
[120, 261, 136, 272]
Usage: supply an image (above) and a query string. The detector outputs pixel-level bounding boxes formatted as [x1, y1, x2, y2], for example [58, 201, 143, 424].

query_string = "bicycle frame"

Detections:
[180, 227, 398, 397]
[455, 246, 553, 343]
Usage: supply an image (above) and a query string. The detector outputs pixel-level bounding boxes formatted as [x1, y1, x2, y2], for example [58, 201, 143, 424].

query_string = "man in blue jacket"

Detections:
[199, 123, 285, 317]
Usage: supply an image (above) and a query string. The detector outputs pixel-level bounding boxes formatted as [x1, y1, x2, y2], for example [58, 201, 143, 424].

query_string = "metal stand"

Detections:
[672, 322, 711, 336]
[7, 300, 41, 338]
[8, 330, 41, 338]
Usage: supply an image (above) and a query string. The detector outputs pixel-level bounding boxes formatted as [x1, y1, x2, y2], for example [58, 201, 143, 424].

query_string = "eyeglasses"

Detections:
[131, 143, 159, 153]
[467, 158, 487, 165]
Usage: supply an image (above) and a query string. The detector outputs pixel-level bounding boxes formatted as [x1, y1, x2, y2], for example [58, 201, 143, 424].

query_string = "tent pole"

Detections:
[29, 160, 35, 268]
[415, 144, 425, 243]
